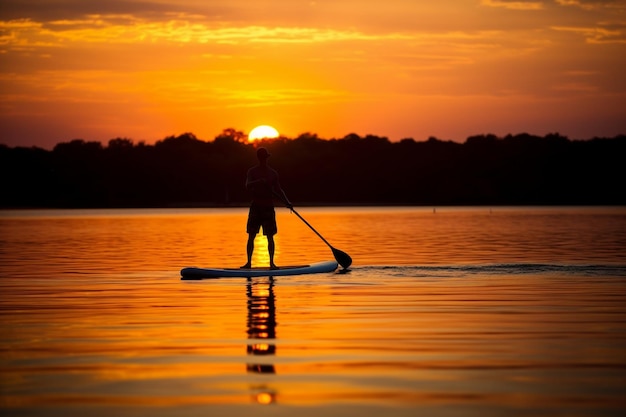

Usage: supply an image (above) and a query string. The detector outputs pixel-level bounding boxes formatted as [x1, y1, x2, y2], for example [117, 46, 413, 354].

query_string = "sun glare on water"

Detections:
[249, 125, 279, 141]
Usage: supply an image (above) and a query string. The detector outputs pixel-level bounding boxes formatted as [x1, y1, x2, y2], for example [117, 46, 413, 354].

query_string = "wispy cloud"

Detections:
[555, 0, 626, 10]
[481, 0, 545, 10]
[552, 23, 626, 44]
[1, 14, 415, 51]
[213, 87, 351, 108]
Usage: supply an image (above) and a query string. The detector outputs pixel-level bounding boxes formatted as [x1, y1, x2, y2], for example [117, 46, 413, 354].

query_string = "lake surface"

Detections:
[1, 206, 625, 417]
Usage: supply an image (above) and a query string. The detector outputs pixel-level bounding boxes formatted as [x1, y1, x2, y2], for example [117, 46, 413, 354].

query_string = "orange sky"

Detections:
[1, 0, 625, 148]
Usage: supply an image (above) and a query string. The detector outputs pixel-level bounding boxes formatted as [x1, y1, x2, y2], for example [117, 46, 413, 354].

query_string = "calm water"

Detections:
[1, 206, 625, 417]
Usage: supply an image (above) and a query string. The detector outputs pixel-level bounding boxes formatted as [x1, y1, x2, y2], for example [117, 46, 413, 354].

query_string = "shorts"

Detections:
[246, 204, 277, 236]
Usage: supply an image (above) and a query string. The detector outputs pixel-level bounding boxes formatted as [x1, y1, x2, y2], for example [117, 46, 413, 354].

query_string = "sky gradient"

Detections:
[1, 0, 625, 148]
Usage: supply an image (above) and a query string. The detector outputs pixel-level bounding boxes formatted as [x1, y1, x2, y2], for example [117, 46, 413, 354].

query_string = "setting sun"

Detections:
[249, 125, 279, 141]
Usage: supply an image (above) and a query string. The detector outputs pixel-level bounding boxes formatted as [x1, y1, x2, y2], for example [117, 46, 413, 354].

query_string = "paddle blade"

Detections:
[332, 247, 352, 269]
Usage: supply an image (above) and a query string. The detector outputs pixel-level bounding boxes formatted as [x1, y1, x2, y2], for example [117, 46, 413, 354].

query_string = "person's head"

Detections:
[257, 147, 271, 161]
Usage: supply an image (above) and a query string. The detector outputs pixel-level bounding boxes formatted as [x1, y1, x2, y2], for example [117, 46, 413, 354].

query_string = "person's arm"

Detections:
[269, 172, 292, 209]
[276, 186, 292, 209]
[246, 168, 267, 190]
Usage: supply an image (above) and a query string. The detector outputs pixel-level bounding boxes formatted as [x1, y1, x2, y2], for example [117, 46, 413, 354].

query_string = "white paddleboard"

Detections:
[180, 260, 338, 279]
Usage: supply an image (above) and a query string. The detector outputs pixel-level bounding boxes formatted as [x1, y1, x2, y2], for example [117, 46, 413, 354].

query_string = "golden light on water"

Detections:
[1, 208, 625, 414]
[251, 234, 272, 267]
[250, 343, 271, 352]
[255, 391, 276, 405]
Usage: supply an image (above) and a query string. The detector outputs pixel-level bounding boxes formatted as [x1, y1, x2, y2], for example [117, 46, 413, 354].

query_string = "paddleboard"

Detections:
[180, 260, 338, 280]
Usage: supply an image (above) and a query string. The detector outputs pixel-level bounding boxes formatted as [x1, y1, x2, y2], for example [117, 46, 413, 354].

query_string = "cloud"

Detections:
[213, 87, 350, 108]
[555, 0, 626, 10]
[481, 0, 545, 10]
[552, 22, 626, 44]
[0, 14, 414, 52]
[0, 0, 200, 21]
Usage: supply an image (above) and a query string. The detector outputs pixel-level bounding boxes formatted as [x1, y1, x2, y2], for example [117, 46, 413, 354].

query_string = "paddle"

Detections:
[274, 193, 352, 269]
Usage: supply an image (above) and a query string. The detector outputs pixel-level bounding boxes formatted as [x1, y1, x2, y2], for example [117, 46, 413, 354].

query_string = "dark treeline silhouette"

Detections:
[1, 130, 625, 208]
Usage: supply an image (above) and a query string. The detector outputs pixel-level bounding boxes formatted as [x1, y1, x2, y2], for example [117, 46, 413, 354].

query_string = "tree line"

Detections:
[1, 130, 625, 208]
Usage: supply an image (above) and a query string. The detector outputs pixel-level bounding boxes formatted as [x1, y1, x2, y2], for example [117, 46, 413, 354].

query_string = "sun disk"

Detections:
[249, 125, 279, 141]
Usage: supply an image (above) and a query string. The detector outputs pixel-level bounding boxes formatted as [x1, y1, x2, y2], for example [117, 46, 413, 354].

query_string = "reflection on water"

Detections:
[246, 277, 277, 404]
[1, 207, 625, 416]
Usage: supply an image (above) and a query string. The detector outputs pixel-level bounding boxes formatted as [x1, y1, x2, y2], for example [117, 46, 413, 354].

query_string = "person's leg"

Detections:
[267, 234, 277, 269]
[242, 232, 256, 268]
[243, 205, 261, 268]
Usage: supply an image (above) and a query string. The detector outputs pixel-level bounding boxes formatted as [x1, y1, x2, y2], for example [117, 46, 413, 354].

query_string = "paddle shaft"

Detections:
[272, 191, 333, 248]
[290, 207, 333, 249]
[272, 191, 352, 268]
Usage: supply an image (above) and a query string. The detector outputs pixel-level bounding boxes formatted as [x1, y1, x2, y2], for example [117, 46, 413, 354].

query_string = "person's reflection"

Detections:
[246, 276, 277, 404]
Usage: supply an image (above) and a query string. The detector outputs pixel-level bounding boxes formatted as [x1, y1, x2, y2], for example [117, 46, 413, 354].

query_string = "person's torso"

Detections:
[248, 166, 278, 205]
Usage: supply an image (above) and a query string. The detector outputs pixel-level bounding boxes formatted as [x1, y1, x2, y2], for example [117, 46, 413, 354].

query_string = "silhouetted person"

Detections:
[241, 147, 292, 269]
